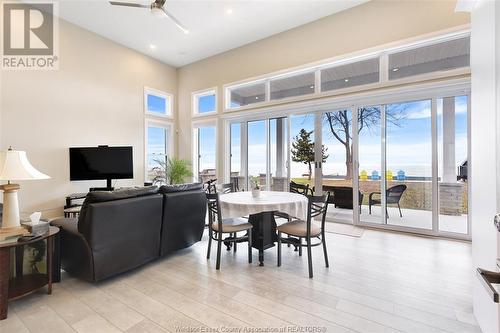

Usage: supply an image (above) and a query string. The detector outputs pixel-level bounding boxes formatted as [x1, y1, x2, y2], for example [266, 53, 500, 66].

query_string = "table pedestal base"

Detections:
[248, 212, 278, 266]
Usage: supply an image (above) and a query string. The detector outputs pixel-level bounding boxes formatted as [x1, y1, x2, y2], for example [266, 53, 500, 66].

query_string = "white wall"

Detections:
[470, 0, 500, 332]
[0, 18, 178, 218]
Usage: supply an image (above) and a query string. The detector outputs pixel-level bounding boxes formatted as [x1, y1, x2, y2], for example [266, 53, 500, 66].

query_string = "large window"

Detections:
[270, 71, 315, 100]
[144, 87, 172, 117]
[321, 58, 379, 92]
[388, 37, 470, 80]
[224, 33, 470, 111]
[193, 89, 217, 115]
[228, 81, 266, 108]
[193, 124, 217, 183]
[145, 121, 172, 182]
[437, 95, 469, 234]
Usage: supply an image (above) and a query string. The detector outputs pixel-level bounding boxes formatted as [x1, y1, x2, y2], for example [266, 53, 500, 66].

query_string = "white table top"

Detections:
[219, 191, 308, 220]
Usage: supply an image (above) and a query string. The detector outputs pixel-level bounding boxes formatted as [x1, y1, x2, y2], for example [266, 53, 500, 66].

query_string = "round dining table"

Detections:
[219, 191, 308, 266]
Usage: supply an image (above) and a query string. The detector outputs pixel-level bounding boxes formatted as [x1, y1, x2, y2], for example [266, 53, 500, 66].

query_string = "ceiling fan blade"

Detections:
[161, 7, 189, 34]
[109, 1, 149, 8]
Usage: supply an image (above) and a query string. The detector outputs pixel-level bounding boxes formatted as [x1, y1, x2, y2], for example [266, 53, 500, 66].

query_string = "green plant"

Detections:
[251, 176, 260, 190]
[152, 157, 193, 185]
[291, 129, 328, 180]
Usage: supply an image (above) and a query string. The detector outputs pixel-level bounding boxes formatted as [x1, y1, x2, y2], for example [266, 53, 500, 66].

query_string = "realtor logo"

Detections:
[2, 2, 59, 70]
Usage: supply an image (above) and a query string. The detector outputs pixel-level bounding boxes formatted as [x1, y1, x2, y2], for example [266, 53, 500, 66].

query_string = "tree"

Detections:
[324, 107, 405, 180]
[291, 129, 328, 180]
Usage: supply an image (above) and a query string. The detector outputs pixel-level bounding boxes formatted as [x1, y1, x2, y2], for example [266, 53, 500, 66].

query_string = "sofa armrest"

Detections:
[51, 218, 79, 234]
[50, 217, 95, 282]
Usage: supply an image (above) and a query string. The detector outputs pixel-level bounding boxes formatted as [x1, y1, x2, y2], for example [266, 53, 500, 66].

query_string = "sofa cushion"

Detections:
[78, 186, 159, 231]
[84, 186, 159, 204]
[159, 183, 203, 193]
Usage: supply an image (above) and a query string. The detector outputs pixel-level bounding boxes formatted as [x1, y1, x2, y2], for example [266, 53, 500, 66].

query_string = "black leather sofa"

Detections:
[51, 183, 206, 282]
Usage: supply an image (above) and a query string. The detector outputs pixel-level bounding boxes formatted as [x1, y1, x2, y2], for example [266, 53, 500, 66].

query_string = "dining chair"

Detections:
[275, 181, 312, 252]
[204, 178, 217, 194]
[206, 193, 253, 270]
[276, 194, 330, 278]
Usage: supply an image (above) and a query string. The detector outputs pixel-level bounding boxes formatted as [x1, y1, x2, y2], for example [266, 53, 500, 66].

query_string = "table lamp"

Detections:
[0, 148, 50, 229]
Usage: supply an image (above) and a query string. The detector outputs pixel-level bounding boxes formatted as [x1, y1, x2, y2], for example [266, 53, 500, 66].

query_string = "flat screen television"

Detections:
[69, 146, 133, 188]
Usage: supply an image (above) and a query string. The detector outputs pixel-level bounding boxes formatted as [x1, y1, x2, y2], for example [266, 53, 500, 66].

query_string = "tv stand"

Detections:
[90, 178, 114, 192]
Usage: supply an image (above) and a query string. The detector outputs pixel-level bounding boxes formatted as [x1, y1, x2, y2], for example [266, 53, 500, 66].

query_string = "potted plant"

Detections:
[251, 176, 261, 198]
[151, 157, 193, 185]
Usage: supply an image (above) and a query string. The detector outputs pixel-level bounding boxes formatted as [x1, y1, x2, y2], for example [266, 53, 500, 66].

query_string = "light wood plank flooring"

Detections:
[1, 228, 480, 333]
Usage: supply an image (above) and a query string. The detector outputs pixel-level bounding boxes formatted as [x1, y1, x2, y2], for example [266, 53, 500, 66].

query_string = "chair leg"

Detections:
[206, 229, 212, 259]
[234, 232, 237, 253]
[398, 203, 402, 218]
[277, 231, 282, 267]
[369, 203, 372, 214]
[322, 232, 329, 268]
[307, 237, 313, 278]
[248, 230, 252, 263]
[298, 238, 302, 256]
[216, 232, 223, 270]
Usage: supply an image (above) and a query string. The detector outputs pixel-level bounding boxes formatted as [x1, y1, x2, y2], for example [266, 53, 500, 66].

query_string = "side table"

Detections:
[0, 226, 60, 320]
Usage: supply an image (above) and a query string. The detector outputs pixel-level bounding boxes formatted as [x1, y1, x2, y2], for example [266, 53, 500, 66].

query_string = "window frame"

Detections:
[192, 119, 218, 183]
[192, 88, 218, 117]
[144, 118, 174, 182]
[144, 86, 173, 118]
[223, 29, 470, 113]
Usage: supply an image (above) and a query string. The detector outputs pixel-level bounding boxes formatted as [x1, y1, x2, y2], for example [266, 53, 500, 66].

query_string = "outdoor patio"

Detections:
[326, 205, 468, 234]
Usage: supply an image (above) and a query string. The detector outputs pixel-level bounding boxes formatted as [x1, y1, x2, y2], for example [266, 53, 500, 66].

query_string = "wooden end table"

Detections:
[0, 226, 59, 320]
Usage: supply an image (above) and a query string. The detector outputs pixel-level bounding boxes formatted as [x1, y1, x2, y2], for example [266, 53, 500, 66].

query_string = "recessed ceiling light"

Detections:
[149, 44, 156, 49]
[310, 85, 314, 89]
[255, 96, 259, 100]
[344, 79, 349, 82]
[392, 68, 399, 72]
[226, 8, 233, 15]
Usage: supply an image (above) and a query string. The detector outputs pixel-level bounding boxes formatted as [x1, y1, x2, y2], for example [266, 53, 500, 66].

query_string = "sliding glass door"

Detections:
[290, 114, 316, 189]
[353, 95, 469, 237]
[357, 106, 384, 224]
[384, 100, 433, 230]
[437, 95, 469, 235]
[321, 109, 354, 223]
[225, 91, 470, 238]
[230, 117, 289, 191]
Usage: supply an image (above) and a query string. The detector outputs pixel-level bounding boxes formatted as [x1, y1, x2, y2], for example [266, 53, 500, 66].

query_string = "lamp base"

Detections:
[0, 183, 21, 229]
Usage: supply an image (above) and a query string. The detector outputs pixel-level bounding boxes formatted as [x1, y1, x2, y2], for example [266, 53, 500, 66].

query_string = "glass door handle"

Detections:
[477, 268, 500, 303]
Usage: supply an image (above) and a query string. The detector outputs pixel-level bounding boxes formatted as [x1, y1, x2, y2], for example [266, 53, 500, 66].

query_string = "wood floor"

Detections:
[0, 227, 480, 333]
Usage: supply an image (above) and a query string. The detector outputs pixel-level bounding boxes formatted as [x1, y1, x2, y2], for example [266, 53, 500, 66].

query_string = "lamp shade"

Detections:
[0, 150, 50, 181]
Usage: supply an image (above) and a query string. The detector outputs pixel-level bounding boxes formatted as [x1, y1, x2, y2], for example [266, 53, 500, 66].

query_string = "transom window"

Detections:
[193, 89, 217, 115]
[228, 81, 266, 108]
[144, 87, 172, 117]
[224, 33, 470, 110]
[321, 57, 379, 92]
[270, 71, 315, 100]
[388, 36, 470, 80]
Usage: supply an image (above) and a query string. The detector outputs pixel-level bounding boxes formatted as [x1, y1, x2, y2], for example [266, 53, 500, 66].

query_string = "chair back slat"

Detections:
[206, 193, 222, 229]
[290, 181, 311, 196]
[220, 182, 235, 194]
[204, 179, 218, 194]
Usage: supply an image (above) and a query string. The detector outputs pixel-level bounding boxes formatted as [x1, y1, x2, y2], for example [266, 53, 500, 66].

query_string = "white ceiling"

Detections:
[56, 0, 369, 67]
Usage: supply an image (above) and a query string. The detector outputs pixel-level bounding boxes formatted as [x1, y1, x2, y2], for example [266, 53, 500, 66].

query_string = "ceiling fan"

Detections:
[109, 0, 189, 34]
